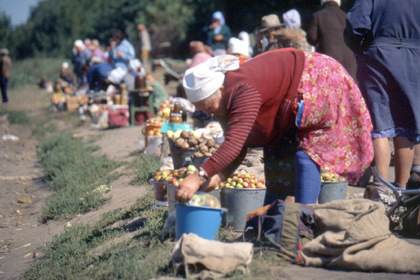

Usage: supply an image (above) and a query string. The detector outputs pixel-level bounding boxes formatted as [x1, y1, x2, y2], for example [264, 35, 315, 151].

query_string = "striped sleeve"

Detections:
[202, 83, 262, 177]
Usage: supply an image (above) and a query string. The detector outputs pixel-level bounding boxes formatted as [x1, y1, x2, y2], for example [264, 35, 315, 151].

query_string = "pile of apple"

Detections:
[157, 100, 171, 119]
[321, 172, 346, 183]
[167, 130, 219, 157]
[153, 164, 198, 187]
[218, 173, 266, 189]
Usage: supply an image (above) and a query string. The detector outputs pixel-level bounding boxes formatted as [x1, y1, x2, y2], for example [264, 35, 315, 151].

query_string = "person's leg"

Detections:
[393, 136, 414, 188]
[294, 149, 321, 204]
[411, 144, 420, 171]
[372, 137, 391, 180]
[1, 77, 8, 103]
[407, 143, 420, 189]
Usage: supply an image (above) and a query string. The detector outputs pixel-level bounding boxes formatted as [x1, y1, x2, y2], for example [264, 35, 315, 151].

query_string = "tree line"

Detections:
[0, 0, 356, 60]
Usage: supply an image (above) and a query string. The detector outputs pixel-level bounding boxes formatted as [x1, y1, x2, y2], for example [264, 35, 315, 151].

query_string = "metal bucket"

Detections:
[318, 182, 347, 204]
[221, 188, 266, 231]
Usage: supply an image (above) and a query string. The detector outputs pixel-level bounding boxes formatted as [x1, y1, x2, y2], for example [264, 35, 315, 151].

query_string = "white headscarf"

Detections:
[228, 37, 250, 57]
[183, 55, 239, 103]
[283, 9, 301, 29]
[212, 11, 225, 35]
[238, 31, 253, 57]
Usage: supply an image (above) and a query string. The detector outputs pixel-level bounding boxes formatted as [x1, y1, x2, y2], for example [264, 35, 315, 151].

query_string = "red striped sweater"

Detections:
[201, 49, 305, 177]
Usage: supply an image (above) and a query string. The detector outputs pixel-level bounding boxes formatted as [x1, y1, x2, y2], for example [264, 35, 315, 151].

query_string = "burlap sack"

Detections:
[171, 233, 253, 279]
[301, 199, 420, 273]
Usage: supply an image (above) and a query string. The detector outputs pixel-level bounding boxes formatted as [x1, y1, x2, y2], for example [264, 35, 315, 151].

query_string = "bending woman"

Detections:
[176, 49, 373, 204]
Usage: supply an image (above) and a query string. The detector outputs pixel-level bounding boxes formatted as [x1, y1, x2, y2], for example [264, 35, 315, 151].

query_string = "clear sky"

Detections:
[0, 0, 41, 26]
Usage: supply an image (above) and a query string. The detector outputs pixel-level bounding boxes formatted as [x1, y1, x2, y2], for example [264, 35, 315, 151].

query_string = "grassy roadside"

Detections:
[38, 133, 121, 221]
[24, 193, 285, 280]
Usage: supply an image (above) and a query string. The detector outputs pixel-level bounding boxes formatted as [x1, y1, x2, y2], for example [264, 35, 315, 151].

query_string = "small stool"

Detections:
[129, 89, 154, 125]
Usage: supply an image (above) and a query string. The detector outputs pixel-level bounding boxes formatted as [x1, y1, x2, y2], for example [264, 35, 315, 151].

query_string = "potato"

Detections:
[188, 137, 198, 147]
[199, 143, 208, 153]
[181, 142, 190, 149]
[181, 130, 190, 139]
[194, 152, 204, 158]
[209, 147, 216, 154]
[174, 138, 185, 147]
[207, 138, 216, 148]
[204, 152, 212, 157]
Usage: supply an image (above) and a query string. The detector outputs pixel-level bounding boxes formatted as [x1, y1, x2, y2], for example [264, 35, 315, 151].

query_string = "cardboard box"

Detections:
[66, 96, 79, 112]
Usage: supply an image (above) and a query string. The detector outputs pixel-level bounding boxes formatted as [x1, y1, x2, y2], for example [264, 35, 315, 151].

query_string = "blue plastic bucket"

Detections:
[176, 203, 226, 240]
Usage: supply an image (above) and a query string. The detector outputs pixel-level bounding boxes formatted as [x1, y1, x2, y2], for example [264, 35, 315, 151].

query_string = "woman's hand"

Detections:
[214, 35, 224, 41]
[176, 171, 207, 203]
[199, 172, 224, 192]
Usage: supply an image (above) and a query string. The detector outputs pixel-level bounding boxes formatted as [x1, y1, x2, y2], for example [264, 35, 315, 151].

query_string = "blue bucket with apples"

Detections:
[176, 203, 226, 240]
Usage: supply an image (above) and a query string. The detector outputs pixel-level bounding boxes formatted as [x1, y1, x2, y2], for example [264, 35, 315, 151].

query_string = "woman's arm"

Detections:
[201, 83, 262, 177]
[344, 0, 373, 54]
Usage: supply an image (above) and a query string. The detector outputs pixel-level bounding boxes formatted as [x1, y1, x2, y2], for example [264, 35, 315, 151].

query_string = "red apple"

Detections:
[242, 182, 249, 188]
[256, 182, 264, 189]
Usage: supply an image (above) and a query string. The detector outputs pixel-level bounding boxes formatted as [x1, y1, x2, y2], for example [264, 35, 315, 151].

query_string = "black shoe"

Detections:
[407, 172, 420, 190]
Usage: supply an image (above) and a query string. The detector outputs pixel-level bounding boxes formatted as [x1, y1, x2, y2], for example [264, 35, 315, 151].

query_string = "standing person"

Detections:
[307, 0, 357, 80]
[72, 40, 91, 88]
[177, 50, 373, 204]
[276, 9, 313, 52]
[204, 11, 232, 56]
[136, 24, 152, 71]
[344, 0, 420, 192]
[238, 31, 253, 57]
[228, 37, 251, 63]
[0, 48, 12, 104]
[255, 14, 284, 55]
[109, 29, 135, 71]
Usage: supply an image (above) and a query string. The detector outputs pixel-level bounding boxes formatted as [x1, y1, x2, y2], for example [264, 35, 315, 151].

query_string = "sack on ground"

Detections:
[243, 200, 315, 263]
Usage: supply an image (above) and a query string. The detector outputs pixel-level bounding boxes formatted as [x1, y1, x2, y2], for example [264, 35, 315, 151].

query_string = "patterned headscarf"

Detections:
[183, 55, 239, 103]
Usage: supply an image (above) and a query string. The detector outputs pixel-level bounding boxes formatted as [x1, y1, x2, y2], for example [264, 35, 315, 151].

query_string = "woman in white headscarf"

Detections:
[176, 49, 373, 204]
[238, 31, 253, 57]
[204, 11, 232, 56]
[276, 9, 313, 52]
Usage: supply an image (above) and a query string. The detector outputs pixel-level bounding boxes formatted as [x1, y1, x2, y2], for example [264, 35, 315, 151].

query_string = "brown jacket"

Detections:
[307, 2, 356, 80]
[1, 55, 12, 79]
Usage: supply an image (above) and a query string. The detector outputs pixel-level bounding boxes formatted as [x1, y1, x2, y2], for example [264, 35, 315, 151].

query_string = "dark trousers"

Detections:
[1, 77, 8, 103]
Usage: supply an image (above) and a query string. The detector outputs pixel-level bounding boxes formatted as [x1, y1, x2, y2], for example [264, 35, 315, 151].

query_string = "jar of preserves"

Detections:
[169, 102, 183, 123]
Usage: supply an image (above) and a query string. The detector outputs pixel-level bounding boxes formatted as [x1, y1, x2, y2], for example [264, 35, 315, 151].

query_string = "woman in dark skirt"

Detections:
[345, 0, 420, 192]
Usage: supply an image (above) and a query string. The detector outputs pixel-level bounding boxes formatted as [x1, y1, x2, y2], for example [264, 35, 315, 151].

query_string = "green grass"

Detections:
[0, 109, 31, 125]
[24, 194, 174, 280]
[25, 192, 286, 279]
[128, 154, 162, 185]
[39, 133, 121, 221]
[9, 57, 70, 89]
[32, 117, 56, 138]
